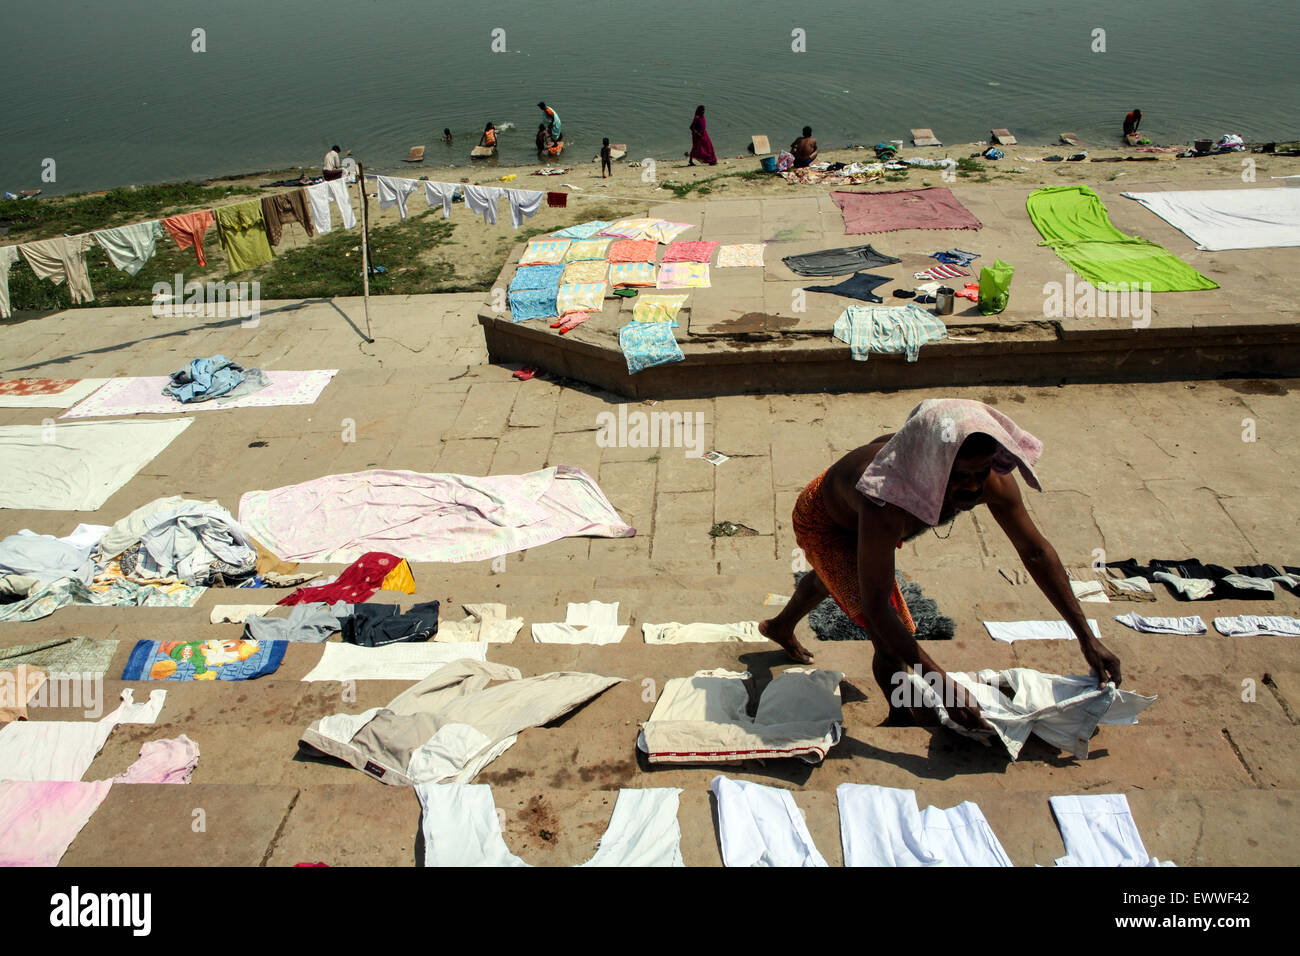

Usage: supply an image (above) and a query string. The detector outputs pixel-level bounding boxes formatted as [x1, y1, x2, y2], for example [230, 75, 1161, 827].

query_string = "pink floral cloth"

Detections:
[661, 241, 717, 263]
[239, 467, 635, 563]
[855, 398, 1042, 526]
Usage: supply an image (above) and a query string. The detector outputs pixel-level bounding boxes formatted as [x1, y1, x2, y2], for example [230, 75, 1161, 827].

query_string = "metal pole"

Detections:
[358, 161, 374, 342]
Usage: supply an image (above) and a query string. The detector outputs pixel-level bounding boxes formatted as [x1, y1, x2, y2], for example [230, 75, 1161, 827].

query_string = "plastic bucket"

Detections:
[1194, 139, 1213, 154]
[760, 156, 778, 173]
[935, 287, 955, 315]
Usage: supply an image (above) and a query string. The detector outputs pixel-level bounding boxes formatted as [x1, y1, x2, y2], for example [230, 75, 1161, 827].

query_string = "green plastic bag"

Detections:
[978, 259, 1014, 315]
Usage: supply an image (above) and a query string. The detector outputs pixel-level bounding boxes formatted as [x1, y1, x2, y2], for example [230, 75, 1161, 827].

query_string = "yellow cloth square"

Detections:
[633, 294, 689, 324]
[562, 260, 608, 284]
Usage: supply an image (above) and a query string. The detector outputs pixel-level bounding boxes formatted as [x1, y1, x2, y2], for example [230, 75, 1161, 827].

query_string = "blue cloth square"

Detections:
[508, 264, 564, 292]
[619, 322, 684, 374]
[509, 288, 559, 322]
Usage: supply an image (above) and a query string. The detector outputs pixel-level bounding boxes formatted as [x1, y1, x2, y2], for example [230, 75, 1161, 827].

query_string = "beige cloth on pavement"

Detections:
[299, 659, 624, 785]
[637, 667, 844, 765]
[641, 621, 764, 644]
[435, 603, 524, 643]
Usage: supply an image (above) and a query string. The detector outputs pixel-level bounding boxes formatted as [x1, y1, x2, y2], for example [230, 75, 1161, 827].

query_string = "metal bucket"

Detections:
[935, 287, 955, 316]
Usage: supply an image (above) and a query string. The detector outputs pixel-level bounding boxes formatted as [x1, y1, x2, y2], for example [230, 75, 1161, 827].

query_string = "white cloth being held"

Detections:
[904, 667, 1156, 760]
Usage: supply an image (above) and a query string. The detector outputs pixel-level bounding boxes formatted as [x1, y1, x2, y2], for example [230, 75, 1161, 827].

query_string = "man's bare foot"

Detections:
[758, 619, 814, 664]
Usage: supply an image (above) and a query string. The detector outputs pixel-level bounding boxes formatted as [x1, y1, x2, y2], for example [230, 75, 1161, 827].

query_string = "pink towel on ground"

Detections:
[0, 780, 112, 866]
[607, 240, 658, 263]
[832, 187, 982, 234]
[112, 735, 200, 784]
[661, 240, 718, 263]
[855, 398, 1042, 526]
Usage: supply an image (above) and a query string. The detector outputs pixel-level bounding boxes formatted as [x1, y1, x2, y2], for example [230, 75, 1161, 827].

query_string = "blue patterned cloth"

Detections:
[508, 288, 559, 322]
[931, 249, 981, 267]
[832, 304, 947, 362]
[619, 322, 684, 374]
[163, 355, 245, 403]
[551, 220, 612, 240]
[122, 638, 286, 681]
[508, 264, 564, 292]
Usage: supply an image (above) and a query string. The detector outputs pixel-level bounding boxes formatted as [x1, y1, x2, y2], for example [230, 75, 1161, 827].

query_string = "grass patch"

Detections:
[256, 209, 457, 298]
[659, 170, 765, 198]
[955, 157, 986, 178]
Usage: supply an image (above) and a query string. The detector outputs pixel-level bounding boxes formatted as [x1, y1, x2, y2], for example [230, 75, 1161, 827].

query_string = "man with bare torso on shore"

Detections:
[759, 398, 1123, 731]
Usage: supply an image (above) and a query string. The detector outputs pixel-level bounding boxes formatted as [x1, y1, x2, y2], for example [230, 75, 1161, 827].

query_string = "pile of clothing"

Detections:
[95, 496, 259, 587]
[163, 355, 268, 404]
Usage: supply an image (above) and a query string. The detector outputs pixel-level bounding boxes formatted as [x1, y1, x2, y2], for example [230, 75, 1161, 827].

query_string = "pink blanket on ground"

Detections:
[60, 370, 338, 418]
[832, 187, 983, 234]
[237, 466, 636, 563]
[855, 398, 1042, 527]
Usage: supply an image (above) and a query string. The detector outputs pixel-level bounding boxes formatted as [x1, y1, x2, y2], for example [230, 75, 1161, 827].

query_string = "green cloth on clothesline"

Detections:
[1025, 185, 1218, 292]
[215, 199, 274, 274]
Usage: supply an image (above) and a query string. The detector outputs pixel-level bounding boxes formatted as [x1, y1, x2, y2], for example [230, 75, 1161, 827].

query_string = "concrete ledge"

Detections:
[479, 308, 1300, 399]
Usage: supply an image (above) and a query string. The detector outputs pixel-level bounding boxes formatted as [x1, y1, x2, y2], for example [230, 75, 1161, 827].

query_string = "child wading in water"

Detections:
[600, 138, 613, 178]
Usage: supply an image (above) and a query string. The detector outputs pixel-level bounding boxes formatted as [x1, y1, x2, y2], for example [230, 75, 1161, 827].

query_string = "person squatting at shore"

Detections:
[322, 144, 342, 181]
[759, 398, 1123, 730]
[791, 126, 818, 168]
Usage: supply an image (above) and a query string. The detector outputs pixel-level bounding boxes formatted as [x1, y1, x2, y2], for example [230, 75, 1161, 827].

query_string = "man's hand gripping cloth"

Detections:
[855, 398, 1043, 527]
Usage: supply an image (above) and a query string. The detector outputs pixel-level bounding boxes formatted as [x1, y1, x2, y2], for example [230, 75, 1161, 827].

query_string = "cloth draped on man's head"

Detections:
[855, 398, 1043, 526]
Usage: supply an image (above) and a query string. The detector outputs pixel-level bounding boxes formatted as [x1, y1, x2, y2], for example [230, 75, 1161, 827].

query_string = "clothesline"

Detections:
[0, 178, 365, 317]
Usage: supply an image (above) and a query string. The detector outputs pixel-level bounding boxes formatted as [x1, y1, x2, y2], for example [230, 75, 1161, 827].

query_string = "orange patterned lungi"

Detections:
[792, 472, 915, 633]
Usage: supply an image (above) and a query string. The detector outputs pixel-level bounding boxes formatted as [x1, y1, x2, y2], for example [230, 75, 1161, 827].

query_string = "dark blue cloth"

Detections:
[804, 272, 891, 303]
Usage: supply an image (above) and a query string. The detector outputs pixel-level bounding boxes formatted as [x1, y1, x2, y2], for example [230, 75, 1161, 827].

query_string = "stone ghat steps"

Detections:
[57, 783, 1299, 867]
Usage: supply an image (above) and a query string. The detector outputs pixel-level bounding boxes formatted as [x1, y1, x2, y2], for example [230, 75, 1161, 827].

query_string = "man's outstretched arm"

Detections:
[984, 471, 1123, 685]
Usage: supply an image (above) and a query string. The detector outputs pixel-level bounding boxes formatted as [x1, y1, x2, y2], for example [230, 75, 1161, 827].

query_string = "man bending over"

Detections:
[759, 398, 1123, 730]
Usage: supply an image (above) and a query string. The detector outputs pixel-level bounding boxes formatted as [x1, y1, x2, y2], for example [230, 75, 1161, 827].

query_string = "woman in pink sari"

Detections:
[687, 105, 717, 166]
